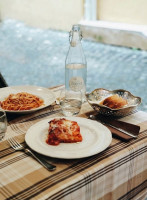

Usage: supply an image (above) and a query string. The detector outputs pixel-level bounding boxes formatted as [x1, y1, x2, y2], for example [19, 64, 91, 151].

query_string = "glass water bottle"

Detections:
[65, 24, 87, 101]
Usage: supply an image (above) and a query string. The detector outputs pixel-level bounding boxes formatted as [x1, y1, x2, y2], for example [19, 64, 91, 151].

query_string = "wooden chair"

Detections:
[0, 73, 8, 88]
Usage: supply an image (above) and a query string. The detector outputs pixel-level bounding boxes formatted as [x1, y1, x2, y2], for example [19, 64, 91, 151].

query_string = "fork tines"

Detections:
[7, 137, 21, 149]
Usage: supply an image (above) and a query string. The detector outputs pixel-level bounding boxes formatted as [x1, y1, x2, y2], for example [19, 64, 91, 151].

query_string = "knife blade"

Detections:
[89, 114, 140, 139]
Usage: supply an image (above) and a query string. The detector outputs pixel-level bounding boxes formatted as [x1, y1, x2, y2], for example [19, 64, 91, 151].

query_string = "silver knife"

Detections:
[101, 121, 138, 138]
[89, 115, 138, 138]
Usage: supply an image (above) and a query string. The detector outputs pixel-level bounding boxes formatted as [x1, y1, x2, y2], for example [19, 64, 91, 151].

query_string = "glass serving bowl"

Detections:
[86, 88, 141, 117]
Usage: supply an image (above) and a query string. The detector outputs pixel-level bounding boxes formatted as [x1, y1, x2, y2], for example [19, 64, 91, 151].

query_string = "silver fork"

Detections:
[7, 137, 56, 171]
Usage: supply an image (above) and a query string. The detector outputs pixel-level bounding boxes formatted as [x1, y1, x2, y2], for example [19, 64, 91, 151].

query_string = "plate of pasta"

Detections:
[0, 85, 56, 113]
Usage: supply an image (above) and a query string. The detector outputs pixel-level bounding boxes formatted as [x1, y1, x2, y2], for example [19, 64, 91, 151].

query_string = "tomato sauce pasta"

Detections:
[0, 92, 44, 111]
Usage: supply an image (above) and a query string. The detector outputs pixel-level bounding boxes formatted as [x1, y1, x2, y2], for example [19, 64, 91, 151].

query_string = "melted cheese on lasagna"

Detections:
[46, 118, 82, 145]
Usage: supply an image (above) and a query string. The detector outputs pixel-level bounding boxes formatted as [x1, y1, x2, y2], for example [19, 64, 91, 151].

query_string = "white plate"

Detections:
[25, 117, 112, 159]
[0, 85, 56, 114]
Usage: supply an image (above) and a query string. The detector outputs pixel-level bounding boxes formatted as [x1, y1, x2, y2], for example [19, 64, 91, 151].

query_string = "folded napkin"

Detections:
[86, 112, 140, 141]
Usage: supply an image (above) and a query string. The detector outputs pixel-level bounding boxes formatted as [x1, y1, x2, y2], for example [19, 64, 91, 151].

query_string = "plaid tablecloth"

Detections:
[0, 86, 147, 200]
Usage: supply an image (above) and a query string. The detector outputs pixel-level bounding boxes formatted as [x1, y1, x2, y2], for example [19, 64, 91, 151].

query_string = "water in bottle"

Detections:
[65, 25, 87, 101]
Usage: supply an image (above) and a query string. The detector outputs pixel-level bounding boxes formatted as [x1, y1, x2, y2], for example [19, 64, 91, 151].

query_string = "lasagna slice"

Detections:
[46, 118, 82, 145]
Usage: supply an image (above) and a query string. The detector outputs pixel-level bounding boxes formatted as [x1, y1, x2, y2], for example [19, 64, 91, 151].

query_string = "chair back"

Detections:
[0, 73, 8, 88]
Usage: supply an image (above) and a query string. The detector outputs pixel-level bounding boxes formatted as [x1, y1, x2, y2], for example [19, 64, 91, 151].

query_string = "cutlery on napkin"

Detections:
[88, 114, 140, 140]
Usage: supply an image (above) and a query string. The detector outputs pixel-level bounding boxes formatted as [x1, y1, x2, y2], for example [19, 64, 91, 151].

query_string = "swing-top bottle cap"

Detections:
[70, 24, 82, 46]
[72, 24, 80, 32]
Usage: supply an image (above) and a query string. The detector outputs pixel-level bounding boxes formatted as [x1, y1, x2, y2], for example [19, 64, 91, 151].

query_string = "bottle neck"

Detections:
[70, 31, 82, 47]
[66, 25, 86, 65]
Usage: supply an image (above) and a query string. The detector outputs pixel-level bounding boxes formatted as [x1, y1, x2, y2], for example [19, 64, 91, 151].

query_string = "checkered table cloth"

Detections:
[0, 86, 147, 200]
